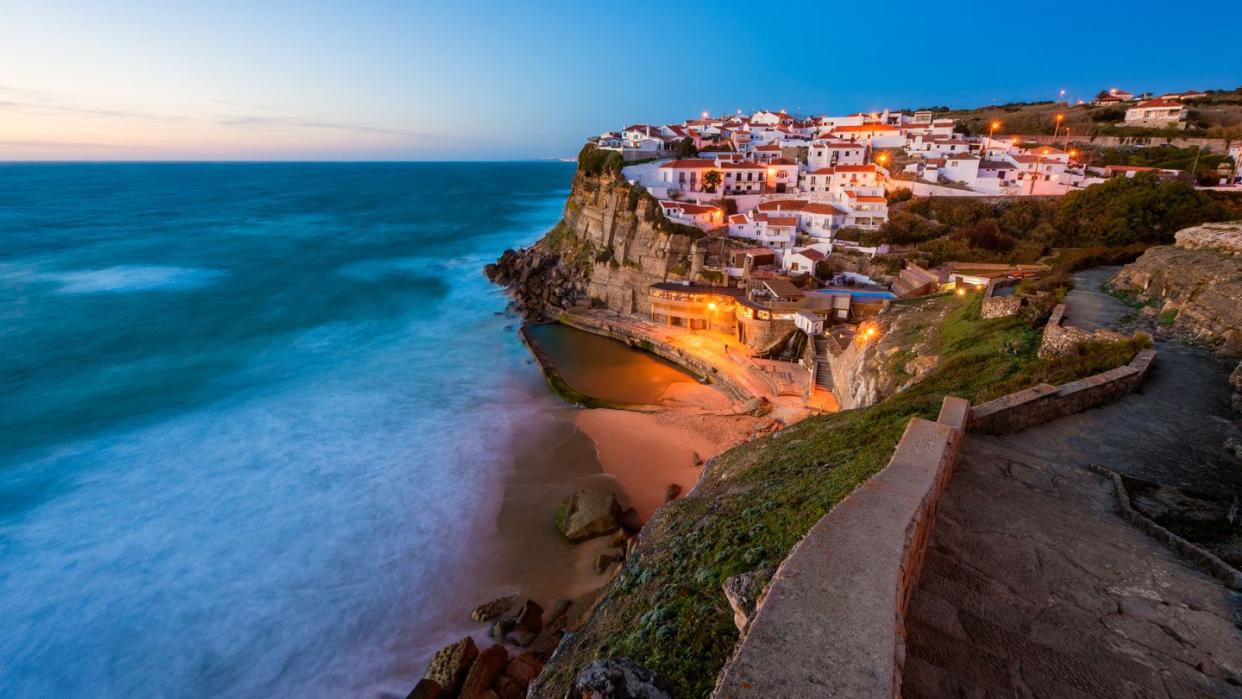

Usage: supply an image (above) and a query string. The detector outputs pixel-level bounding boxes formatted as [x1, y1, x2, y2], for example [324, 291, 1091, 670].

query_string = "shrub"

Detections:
[1053, 173, 1227, 246]
[577, 143, 624, 175]
[886, 188, 914, 204]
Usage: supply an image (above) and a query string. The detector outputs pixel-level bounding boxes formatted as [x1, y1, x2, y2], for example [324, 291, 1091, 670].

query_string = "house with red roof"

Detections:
[808, 141, 865, 171]
[727, 211, 797, 250]
[658, 200, 724, 230]
[1124, 99, 1188, 128]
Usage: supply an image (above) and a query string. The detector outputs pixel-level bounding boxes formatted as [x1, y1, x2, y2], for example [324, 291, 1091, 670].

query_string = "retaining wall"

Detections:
[712, 396, 969, 698]
[969, 348, 1157, 435]
[555, 311, 754, 403]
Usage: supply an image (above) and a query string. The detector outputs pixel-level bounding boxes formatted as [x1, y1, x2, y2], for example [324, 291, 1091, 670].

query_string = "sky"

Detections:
[2, 0, 1239, 161]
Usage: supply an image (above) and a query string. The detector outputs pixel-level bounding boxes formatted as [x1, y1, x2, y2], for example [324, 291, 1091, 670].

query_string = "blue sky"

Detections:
[2, 0, 1239, 160]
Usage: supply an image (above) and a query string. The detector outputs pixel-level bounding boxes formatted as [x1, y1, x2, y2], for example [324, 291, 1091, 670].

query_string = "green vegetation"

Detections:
[1081, 144, 1235, 186]
[674, 137, 698, 158]
[548, 294, 1146, 697]
[1158, 308, 1179, 326]
[866, 174, 1240, 267]
[578, 143, 625, 175]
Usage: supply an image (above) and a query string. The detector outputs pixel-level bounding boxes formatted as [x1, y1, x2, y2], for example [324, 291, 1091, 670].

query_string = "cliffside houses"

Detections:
[1123, 98, 1189, 128]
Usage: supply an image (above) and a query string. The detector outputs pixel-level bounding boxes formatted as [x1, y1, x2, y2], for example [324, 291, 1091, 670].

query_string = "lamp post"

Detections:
[987, 120, 1001, 157]
[1051, 113, 1065, 147]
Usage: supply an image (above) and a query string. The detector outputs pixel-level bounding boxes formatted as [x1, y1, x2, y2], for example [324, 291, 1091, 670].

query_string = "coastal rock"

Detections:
[594, 550, 622, 574]
[664, 483, 681, 501]
[572, 658, 672, 699]
[545, 599, 572, 627]
[405, 678, 442, 699]
[1230, 361, 1242, 394]
[512, 599, 544, 633]
[508, 629, 535, 647]
[490, 675, 523, 699]
[1110, 223, 1242, 352]
[459, 644, 508, 698]
[555, 490, 622, 543]
[471, 595, 517, 623]
[609, 529, 629, 549]
[619, 507, 642, 534]
[423, 637, 478, 696]
[503, 652, 545, 689]
[722, 569, 771, 633]
[527, 627, 564, 659]
[488, 618, 513, 642]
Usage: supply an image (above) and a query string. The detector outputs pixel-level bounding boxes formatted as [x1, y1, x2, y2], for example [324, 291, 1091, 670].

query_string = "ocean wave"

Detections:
[33, 265, 228, 294]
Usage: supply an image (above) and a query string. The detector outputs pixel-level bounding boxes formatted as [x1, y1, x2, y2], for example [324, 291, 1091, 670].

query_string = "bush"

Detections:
[577, 143, 624, 175]
[886, 188, 913, 204]
[1053, 173, 1227, 246]
[1090, 107, 1126, 122]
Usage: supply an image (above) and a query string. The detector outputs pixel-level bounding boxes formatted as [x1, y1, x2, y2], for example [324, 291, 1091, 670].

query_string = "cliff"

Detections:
[485, 168, 702, 318]
[1109, 222, 1242, 354]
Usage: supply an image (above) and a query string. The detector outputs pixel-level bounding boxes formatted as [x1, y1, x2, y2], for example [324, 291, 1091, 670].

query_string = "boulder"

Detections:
[545, 599, 572, 628]
[471, 595, 517, 623]
[722, 569, 771, 633]
[526, 628, 563, 659]
[491, 675, 523, 699]
[664, 483, 682, 501]
[572, 658, 672, 699]
[405, 678, 442, 699]
[619, 508, 643, 534]
[423, 637, 478, 696]
[503, 652, 544, 689]
[594, 553, 616, 574]
[507, 629, 535, 647]
[459, 644, 508, 699]
[512, 599, 544, 633]
[1230, 361, 1242, 394]
[555, 490, 622, 543]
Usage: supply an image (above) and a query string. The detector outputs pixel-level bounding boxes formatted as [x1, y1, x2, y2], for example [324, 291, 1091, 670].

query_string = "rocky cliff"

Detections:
[485, 168, 701, 318]
[1109, 223, 1242, 354]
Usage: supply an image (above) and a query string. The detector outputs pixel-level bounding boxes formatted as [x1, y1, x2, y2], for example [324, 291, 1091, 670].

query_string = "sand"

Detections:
[576, 405, 767, 520]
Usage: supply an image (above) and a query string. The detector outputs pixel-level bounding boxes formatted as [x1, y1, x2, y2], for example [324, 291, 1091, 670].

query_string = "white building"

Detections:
[727, 212, 797, 249]
[720, 161, 767, 194]
[1124, 99, 1188, 128]
[798, 202, 846, 240]
[808, 141, 866, 171]
[658, 200, 724, 230]
[658, 159, 717, 192]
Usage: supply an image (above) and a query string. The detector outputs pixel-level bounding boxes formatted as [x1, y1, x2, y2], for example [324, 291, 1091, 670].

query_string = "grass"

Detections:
[541, 293, 1146, 697]
[1158, 308, 1179, 326]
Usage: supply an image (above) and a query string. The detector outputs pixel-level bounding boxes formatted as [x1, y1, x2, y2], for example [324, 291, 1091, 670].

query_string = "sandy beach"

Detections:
[576, 381, 773, 519]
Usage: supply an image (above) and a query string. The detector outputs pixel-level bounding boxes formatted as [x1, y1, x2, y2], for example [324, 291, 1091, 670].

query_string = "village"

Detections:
[572, 89, 1241, 410]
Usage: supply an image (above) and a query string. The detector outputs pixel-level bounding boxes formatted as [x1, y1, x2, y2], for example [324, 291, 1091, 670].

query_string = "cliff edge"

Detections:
[485, 165, 703, 319]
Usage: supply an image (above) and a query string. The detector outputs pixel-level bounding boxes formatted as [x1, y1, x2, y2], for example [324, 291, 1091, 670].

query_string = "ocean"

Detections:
[0, 162, 583, 697]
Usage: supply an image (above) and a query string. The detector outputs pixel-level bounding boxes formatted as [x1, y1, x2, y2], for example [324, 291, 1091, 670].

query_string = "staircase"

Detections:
[813, 335, 833, 391]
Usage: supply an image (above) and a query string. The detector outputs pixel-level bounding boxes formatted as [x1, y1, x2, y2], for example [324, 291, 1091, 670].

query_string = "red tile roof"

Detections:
[802, 203, 845, 215]
[659, 159, 716, 169]
[757, 199, 808, 211]
[1134, 98, 1184, 109]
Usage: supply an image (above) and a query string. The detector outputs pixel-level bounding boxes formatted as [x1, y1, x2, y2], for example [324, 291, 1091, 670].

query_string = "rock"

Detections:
[594, 553, 616, 574]
[459, 644, 509, 698]
[619, 507, 643, 534]
[488, 618, 513, 642]
[1226, 437, 1242, 461]
[491, 675, 523, 699]
[572, 658, 672, 699]
[512, 599, 543, 633]
[665, 483, 681, 501]
[527, 628, 563, 659]
[507, 629, 535, 647]
[903, 354, 939, 378]
[609, 529, 629, 549]
[471, 595, 517, 623]
[545, 599, 572, 628]
[692, 451, 703, 466]
[555, 490, 622, 543]
[722, 569, 770, 633]
[405, 678, 442, 699]
[503, 652, 544, 689]
[423, 637, 478, 696]
[1230, 361, 1242, 394]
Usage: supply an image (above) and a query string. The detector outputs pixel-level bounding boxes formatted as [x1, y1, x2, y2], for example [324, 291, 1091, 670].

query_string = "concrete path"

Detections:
[903, 435, 1242, 697]
[903, 266, 1242, 696]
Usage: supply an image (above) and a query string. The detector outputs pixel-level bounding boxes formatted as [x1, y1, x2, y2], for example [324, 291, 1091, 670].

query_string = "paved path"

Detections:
[903, 435, 1242, 697]
[902, 267, 1242, 696]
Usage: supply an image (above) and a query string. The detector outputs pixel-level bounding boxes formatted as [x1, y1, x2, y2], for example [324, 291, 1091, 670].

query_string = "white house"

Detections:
[1124, 99, 1188, 128]
[765, 158, 801, 193]
[784, 247, 827, 275]
[658, 200, 724, 230]
[832, 123, 905, 148]
[798, 202, 847, 240]
[808, 141, 866, 170]
[838, 191, 887, 230]
[750, 110, 792, 126]
[727, 212, 797, 249]
[658, 159, 717, 192]
[720, 161, 767, 194]
[941, 154, 981, 185]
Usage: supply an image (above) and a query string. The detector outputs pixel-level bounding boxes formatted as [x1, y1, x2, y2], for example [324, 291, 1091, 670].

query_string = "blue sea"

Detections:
[0, 162, 581, 697]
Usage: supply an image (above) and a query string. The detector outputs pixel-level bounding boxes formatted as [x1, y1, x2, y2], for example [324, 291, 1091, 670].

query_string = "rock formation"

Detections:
[555, 490, 622, 543]
[485, 168, 702, 319]
[1110, 223, 1242, 353]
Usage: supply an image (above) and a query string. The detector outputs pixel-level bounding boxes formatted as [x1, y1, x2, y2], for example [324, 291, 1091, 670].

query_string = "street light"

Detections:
[987, 121, 1001, 155]
[1052, 113, 1065, 145]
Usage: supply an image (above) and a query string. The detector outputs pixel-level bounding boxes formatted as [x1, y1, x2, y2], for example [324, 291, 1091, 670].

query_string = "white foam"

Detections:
[36, 265, 227, 294]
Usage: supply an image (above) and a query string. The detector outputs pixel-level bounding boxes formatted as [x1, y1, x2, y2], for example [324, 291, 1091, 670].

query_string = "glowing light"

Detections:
[956, 288, 967, 296]
[1069, 149, 1079, 157]
[1055, 114, 1065, 122]
[864, 327, 878, 339]
[990, 121, 1001, 130]
[707, 302, 718, 311]
[975, 284, 985, 291]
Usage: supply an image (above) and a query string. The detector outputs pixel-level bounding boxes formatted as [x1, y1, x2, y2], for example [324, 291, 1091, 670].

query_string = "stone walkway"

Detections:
[903, 266, 1242, 697]
[903, 436, 1242, 697]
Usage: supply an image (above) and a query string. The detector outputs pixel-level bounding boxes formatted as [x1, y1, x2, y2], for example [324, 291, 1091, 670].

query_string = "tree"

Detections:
[703, 170, 722, 193]
[674, 137, 698, 158]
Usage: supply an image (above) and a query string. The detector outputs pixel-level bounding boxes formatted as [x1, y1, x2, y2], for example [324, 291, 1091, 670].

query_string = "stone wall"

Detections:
[979, 280, 1022, 320]
[712, 397, 969, 698]
[555, 311, 754, 403]
[969, 349, 1157, 435]
[1038, 303, 1132, 358]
